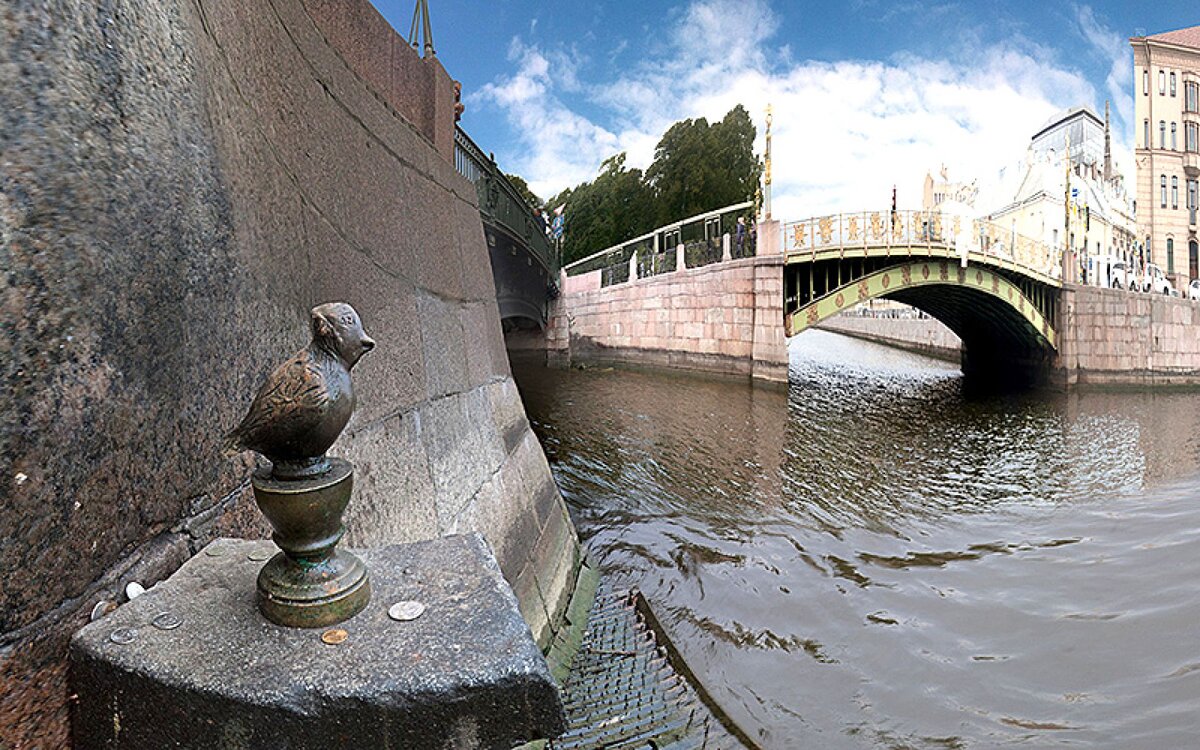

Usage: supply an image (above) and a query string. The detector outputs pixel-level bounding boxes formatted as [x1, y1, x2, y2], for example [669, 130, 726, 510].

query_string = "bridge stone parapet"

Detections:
[554, 249, 788, 384]
[1056, 286, 1200, 387]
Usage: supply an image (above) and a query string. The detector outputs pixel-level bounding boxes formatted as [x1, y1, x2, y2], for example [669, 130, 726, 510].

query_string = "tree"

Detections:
[505, 173, 542, 210]
[547, 105, 761, 264]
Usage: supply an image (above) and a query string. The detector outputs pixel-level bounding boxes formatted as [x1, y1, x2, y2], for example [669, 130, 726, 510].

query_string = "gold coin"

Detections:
[320, 628, 348, 645]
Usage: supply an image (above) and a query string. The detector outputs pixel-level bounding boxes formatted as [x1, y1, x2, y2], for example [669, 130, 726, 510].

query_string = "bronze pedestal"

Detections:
[252, 458, 370, 627]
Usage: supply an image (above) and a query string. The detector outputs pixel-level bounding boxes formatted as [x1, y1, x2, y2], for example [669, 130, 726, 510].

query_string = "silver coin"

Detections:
[151, 612, 182, 631]
[90, 600, 115, 622]
[388, 600, 426, 621]
[109, 627, 138, 645]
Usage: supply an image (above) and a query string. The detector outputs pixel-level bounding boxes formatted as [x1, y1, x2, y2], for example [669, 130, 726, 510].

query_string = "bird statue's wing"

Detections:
[225, 353, 330, 454]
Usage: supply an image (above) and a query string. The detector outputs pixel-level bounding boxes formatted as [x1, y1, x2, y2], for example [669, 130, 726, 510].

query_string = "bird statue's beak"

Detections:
[361, 336, 376, 352]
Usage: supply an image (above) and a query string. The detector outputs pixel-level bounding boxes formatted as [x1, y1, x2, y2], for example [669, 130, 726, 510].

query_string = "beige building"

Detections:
[922, 165, 978, 211]
[984, 106, 1136, 284]
[1132, 25, 1200, 286]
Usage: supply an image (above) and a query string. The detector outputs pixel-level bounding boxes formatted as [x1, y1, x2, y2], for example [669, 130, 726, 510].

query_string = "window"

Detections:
[1168, 238, 1175, 273]
[1171, 72, 1177, 96]
[1172, 122, 1178, 150]
[1145, 119, 1151, 148]
[1188, 122, 1199, 153]
[1187, 81, 1200, 113]
[1161, 120, 1167, 148]
[1145, 70, 1150, 95]
[1172, 176, 1179, 209]
[1162, 175, 1168, 208]
[1189, 179, 1198, 209]
[1160, 70, 1167, 94]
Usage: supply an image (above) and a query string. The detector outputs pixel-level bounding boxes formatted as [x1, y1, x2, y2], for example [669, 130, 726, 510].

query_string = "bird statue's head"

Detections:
[311, 302, 375, 368]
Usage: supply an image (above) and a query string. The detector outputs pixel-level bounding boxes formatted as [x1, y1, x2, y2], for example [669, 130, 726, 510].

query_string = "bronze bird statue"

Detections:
[225, 302, 375, 480]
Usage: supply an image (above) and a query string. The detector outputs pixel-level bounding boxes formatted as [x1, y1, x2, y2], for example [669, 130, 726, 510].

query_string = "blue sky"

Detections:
[371, 1, 1196, 218]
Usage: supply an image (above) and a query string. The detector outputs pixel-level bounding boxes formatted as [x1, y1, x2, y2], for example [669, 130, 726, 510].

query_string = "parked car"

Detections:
[1108, 260, 1136, 290]
[1190, 280, 1200, 302]
[1142, 263, 1174, 295]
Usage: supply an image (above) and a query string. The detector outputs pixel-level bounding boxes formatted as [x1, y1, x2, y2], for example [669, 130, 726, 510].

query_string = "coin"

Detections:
[109, 628, 138, 645]
[388, 601, 426, 622]
[320, 628, 348, 645]
[151, 612, 182, 631]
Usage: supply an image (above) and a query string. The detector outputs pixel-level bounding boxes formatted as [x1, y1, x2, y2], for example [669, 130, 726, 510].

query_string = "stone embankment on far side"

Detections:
[817, 314, 962, 362]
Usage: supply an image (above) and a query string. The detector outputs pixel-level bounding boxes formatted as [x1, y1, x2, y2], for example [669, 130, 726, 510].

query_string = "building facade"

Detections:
[985, 107, 1136, 285]
[1132, 25, 1200, 287]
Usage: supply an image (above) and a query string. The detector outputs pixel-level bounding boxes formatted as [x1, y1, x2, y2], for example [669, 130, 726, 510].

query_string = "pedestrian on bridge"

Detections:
[736, 216, 746, 255]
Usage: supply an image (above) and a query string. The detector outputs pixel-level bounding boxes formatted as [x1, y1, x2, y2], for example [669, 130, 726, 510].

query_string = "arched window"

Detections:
[1167, 238, 1175, 273]
[1160, 70, 1167, 94]
[1162, 175, 1168, 208]
[1145, 70, 1150, 95]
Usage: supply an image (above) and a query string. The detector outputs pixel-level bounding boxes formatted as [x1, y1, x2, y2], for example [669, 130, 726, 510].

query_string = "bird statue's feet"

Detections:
[271, 455, 332, 481]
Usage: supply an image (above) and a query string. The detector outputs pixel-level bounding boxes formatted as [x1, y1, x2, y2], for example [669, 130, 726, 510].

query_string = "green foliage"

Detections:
[541, 105, 761, 265]
[505, 173, 542, 210]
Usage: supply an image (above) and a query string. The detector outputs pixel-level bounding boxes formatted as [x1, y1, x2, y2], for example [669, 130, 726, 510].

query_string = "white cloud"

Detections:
[473, 0, 1130, 220]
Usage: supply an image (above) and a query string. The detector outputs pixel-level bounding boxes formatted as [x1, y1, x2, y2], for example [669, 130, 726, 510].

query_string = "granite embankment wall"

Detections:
[555, 251, 789, 384]
[1057, 285, 1200, 387]
[0, 1, 576, 746]
[818, 315, 962, 362]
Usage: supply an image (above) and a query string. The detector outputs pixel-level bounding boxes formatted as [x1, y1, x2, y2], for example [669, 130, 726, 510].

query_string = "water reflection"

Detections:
[512, 331, 1200, 748]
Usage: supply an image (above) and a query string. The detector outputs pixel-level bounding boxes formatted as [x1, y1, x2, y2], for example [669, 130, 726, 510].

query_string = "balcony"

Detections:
[1186, 150, 1200, 179]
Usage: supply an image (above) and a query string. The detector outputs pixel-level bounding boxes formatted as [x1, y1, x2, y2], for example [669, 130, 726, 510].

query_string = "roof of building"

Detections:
[1031, 106, 1102, 143]
[1144, 25, 1200, 49]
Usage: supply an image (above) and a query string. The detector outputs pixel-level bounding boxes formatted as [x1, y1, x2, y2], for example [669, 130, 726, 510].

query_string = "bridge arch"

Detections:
[786, 260, 1057, 383]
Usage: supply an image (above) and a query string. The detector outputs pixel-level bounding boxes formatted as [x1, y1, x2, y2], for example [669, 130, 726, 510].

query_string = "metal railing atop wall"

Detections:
[563, 201, 756, 287]
[453, 126, 558, 277]
[782, 210, 1061, 283]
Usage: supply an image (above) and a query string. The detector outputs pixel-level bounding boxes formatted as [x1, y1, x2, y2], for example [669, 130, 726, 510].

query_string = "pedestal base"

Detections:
[70, 535, 566, 749]
[257, 549, 370, 628]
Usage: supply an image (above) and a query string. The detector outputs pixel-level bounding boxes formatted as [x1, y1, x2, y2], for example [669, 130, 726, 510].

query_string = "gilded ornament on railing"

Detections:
[793, 223, 807, 249]
[870, 212, 884, 240]
[952, 216, 961, 237]
[819, 216, 833, 244]
[891, 214, 903, 241]
[848, 216, 861, 241]
[932, 214, 942, 240]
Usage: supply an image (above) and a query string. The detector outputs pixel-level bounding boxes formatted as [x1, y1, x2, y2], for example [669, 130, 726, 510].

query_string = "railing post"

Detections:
[629, 250, 638, 282]
[722, 233, 732, 262]
[676, 243, 686, 272]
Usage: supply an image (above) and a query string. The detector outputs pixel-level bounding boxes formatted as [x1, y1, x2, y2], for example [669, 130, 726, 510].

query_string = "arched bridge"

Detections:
[783, 211, 1063, 380]
[454, 126, 559, 329]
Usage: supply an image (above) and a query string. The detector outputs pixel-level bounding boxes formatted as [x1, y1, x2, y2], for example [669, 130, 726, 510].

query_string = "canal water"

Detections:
[511, 330, 1200, 749]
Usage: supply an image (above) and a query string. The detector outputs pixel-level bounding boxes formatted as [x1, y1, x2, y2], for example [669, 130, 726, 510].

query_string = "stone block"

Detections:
[421, 388, 507, 528]
[416, 292, 468, 399]
[529, 508, 580, 636]
[70, 536, 567, 749]
[342, 410, 438, 547]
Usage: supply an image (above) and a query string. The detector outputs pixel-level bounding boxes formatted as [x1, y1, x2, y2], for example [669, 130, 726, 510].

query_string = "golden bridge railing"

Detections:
[782, 210, 1060, 283]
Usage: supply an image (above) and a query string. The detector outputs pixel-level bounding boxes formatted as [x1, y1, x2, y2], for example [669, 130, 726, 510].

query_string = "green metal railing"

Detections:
[453, 126, 558, 277]
[563, 201, 756, 287]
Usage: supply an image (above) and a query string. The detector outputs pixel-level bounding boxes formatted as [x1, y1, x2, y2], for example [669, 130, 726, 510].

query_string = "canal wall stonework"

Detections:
[0, 1, 576, 745]
[818, 315, 962, 362]
[1056, 286, 1200, 387]
[555, 253, 789, 384]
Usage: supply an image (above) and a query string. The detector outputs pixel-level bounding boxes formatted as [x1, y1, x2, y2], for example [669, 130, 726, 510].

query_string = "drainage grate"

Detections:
[548, 582, 756, 750]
